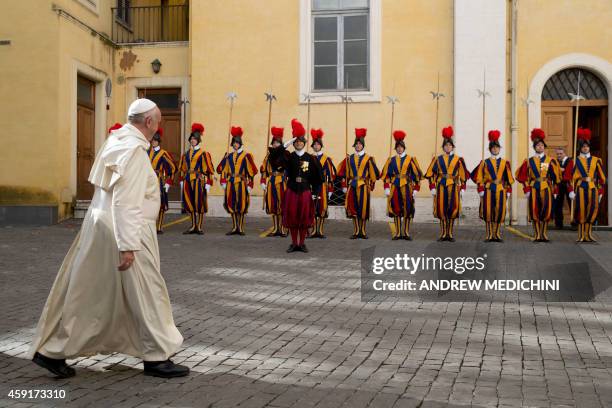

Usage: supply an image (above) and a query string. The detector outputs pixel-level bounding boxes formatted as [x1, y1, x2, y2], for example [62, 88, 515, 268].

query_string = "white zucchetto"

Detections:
[127, 98, 157, 116]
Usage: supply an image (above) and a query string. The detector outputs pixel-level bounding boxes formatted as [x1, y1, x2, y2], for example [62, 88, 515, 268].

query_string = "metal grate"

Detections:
[542, 68, 608, 101]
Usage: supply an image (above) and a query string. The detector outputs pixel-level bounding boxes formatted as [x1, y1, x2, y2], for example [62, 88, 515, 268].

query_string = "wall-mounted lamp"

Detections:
[151, 58, 162, 74]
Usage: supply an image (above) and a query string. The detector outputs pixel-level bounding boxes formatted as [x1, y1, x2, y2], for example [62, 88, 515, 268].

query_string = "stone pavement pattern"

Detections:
[2, 217, 612, 407]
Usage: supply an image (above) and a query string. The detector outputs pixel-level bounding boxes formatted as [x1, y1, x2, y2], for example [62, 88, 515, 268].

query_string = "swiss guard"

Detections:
[108, 122, 122, 134]
[337, 128, 380, 239]
[470, 130, 515, 242]
[380, 130, 423, 240]
[260, 126, 290, 237]
[569, 128, 607, 242]
[178, 123, 214, 235]
[148, 127, 177, 234]
[309, 128, 336, 238]
[281, 119, 323, 252]
[217, 126, 258, 235]
[515, 128, 562, 242]
[425, 126, 469, 242]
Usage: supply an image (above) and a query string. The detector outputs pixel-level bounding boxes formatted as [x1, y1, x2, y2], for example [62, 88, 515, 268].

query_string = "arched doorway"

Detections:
[540, 68, 608, 224]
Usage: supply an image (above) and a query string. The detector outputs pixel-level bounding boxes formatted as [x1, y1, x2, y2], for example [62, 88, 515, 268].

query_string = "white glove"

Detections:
[384, 188, 390, 197]
[413, 190, 418, 199]
[478, 191, 484, 198]
[525, 191, 530, 198]
[506, 192, 511, 198]
[180, 181, 183, 190]
[164, 183, 171, 193]
[569, 191, 576, 200]
[221, 183, 227, 190]
[553, 194, 558, 199]
[205, 184, 210, 193]
[261, 183, 267, 191]
[430, 189, 436, 196]
[328, 191, 332, 199]
[312, 194, 317, 200]
[283, 137, 297, 148]
[599, 194, 603, 203]
[342, 187, 347, 194]
[247, 186, 252, 193]
[460, 189, 464, 199]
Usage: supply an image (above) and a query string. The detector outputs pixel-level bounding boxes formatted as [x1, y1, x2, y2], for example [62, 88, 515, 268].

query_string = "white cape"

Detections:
[27, 124, 183, 361]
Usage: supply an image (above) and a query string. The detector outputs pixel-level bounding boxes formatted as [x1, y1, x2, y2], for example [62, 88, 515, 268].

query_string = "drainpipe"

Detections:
[510, 0, 519, 224]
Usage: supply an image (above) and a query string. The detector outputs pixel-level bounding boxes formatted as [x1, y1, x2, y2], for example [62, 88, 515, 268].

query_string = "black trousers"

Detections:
[553, 183, 570, 228]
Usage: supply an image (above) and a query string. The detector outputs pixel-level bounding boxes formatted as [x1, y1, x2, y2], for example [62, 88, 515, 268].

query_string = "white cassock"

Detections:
[27, 124, 183, 362]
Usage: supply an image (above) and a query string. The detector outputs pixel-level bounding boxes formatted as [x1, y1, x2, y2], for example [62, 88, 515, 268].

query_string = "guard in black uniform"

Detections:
[281, 119, 324, 253]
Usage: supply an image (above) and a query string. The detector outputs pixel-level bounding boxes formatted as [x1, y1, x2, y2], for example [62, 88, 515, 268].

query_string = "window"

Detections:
[116, 0, 131, 25]
[312, 0, 369, 91]
[75, 0, 99, 14]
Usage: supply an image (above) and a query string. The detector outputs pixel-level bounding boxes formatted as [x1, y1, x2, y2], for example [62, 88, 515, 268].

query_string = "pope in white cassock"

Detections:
[28, 99, 189, 379]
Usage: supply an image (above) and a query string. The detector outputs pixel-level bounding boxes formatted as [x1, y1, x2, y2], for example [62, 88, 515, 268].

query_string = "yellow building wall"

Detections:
[0, 1, 62, 207]
[190, 0, 454, 197]
[515, 0, 612, 161]
[0, 0, 189, 220]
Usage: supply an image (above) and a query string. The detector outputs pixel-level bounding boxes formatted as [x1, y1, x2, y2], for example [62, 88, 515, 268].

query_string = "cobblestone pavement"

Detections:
[3, 216, 612, 407]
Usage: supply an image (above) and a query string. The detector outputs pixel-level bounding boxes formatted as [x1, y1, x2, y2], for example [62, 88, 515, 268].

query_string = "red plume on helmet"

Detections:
[577, 127, 592, 141]
[108, 123, 122, 134]
[230, 126, 243, 137]
[393, 130, 406, 142]
[442, 126, 454, 139]
[271, 126, 284, 140]
[291, 118, 306, 137]
[310, 128, 324, 141]
[530, 128, 545, 141]
[355, 128, 367, 138]
[488, 130, 500, 142]
[191, 122, 205, 134]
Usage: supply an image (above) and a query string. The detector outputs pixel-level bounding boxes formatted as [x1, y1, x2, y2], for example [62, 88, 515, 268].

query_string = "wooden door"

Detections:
[77, 76, 96, 200]
[581, 106, 608, 225]
[138, 88, 182, 201]
[541, 105, 573, 156]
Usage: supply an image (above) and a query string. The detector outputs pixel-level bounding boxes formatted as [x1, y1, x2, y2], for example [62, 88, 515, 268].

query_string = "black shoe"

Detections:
[195, 229, 204, 235]
[360, 234, 368, 240]
[319, 234, 326, 239]
[350, 234, 359, 239]
[448, 237, 455, 242]
[392, 236, 400, 241]
[143, 360, 190, 378]
[265, 231, 277, 237]
[183, 228, 195, 235]
[287, 244, 297, 253]
[300, 245, 309, 253]
[157, 230, 164, 235]
[437, 237, 445, 242]
[404, 236, 413, 241]
[226, 230, 236, 236]
[32, 352, 75, 379]
[237, 231, 245, 236]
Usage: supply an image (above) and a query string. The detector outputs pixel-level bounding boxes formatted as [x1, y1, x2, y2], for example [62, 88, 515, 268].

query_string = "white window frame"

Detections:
[300, 0, 381, 104]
